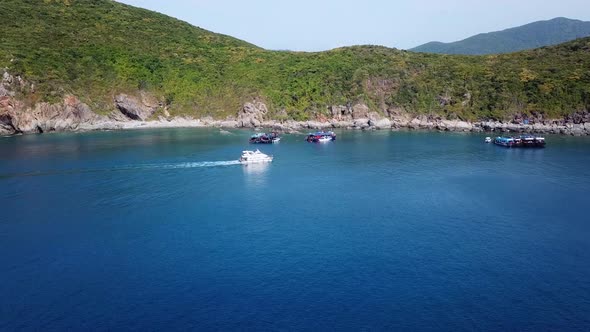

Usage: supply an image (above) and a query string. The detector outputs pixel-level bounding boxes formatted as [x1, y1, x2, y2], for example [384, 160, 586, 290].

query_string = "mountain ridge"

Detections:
[411, 17, 590, 55]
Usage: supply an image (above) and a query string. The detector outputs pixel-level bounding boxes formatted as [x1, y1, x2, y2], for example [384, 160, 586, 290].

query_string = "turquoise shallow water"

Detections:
[1, 128, 590, 331]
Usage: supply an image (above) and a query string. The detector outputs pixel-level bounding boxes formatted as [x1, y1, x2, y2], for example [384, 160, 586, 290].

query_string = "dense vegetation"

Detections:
[2, 0, 590, 121]
[411, 17, 590, 55]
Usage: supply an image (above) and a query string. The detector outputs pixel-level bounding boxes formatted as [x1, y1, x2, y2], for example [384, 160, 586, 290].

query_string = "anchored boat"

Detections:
[249, 132, 281, 144]
[494, 136, 516, 147]
[306, 131, 336, 143]
[519, 134, 546, 147]
[239, 150, 273, 164]
[494, 135, 546, 148]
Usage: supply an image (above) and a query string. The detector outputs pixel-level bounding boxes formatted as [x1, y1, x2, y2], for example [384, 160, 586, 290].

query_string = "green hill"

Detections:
[2, 0, 590, 122]
[411, 17, 590, 55]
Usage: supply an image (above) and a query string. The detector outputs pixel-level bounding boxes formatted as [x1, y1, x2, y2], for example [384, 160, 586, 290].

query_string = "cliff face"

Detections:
[0, 95, 98, 135]
[0, 71, 102, 134]
[0, 70, 164, 134]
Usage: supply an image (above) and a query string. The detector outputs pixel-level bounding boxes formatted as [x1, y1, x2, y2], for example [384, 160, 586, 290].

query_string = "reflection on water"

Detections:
[242, 162, 270, 187]
[242, 162, 270, 175]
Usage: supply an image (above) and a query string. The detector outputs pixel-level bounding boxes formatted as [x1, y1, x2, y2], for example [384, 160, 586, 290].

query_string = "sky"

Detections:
[118, 0, 590, 51]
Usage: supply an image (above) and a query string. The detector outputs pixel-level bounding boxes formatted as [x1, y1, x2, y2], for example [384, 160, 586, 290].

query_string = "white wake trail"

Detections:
[146, 160, 241, 169]
[0, 160, 242, 179]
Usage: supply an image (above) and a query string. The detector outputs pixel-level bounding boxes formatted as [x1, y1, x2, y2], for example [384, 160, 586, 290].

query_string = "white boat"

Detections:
[239, 149, 273, 164]
[484, 137, 492, 143]
[318, 136, 332, 143]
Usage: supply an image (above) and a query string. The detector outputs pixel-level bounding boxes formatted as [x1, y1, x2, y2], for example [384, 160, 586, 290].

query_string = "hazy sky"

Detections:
[118, 0, 590, 51]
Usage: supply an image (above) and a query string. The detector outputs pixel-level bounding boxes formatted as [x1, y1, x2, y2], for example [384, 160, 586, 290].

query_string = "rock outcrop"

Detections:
[114, 93, 159, 121]
[330, 105, 352, 120]
[1, 72, 15, 97]
[237, 101, 268, 127]
[0, 70, 108, 135]
[369, 117, 392, 129]
[352, 103, 369, 119]
[565, 110, 590, 124]
[0, 95, 104, 134]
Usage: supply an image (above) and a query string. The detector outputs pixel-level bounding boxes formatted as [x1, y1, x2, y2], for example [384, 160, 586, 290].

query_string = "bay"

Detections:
[1, 129, 589, 331]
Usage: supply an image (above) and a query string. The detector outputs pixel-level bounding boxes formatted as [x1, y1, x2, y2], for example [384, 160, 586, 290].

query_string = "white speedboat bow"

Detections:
[239, 149, 273, 164]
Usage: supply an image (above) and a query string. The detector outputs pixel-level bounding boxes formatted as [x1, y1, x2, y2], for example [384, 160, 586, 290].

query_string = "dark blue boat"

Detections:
[249, 132, 280, 144]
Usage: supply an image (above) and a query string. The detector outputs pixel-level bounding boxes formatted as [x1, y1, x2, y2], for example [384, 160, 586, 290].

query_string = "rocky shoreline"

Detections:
[1, 72, 589, 137]
[3, 112, 589, 137]
[2, 99, 590, 137]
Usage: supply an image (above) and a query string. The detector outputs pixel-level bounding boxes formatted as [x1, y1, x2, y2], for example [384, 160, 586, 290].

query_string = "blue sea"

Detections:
[1, 129, 590, 331]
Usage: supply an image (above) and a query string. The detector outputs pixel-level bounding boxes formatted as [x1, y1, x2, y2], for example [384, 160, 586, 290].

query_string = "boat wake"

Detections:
[0, 160, 241, 179]
[138, 160, 241, 170]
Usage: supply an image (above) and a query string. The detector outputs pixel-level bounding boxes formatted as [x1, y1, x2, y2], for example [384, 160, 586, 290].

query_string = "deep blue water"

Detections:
[1, 128, 590, 331]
